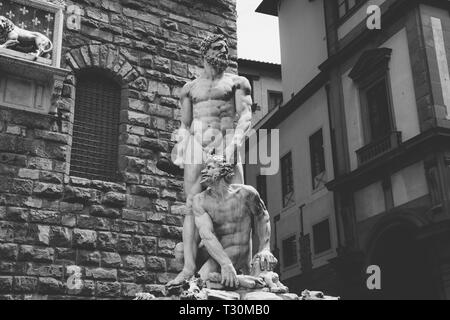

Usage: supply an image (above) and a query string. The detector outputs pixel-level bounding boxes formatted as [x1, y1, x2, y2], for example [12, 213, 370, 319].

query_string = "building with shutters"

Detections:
[244, 0, 339, 296]
[0, 0, 237, 299]
[257, 0, 450, 299]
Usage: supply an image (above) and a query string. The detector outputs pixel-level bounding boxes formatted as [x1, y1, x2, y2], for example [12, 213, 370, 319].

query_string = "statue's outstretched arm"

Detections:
[226, 76, 253, 162]
[252, 192, 271, 252]
[251, 189, 277, 271]
[173, 82, 193, 168]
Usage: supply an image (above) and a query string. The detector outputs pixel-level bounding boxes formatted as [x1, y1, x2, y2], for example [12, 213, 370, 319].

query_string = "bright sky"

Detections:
[237, 0, 281, 64]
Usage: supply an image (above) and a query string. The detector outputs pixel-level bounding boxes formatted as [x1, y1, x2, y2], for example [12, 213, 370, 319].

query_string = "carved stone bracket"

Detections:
[0, 51, 70, 114]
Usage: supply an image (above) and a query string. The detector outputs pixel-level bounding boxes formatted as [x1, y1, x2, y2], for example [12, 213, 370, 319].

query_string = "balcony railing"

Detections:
[356, 131, 402, 166]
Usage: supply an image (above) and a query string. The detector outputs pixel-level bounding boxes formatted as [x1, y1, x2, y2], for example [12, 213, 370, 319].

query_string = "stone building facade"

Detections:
[258, 0, 450, 299]
[0, 0, 237, 299]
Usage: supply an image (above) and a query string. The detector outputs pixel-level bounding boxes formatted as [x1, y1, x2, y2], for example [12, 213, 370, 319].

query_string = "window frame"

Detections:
[312, 217, 332, 256]
[267, 90, 283, 112]
[309, 128, 327, 191]
[69, 68, 123, 182]
[281, 233, 298, 269]
[358, 73, 396, 145]
[280, 151, 295, 208]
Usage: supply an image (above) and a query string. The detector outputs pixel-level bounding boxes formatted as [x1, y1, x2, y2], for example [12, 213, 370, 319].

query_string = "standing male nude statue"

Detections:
[166, 33, 253, 286]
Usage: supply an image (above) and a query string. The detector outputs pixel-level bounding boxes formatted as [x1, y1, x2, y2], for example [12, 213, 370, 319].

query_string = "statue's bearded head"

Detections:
[200, 34, 229, 73]
[201, 155, 235, 187]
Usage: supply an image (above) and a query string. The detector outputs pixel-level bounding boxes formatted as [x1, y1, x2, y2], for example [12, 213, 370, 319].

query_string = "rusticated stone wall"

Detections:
[0, 0, 237, 299]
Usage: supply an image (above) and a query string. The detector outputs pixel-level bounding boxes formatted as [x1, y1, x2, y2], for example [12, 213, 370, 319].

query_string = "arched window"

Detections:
[70, 69, 121, 181]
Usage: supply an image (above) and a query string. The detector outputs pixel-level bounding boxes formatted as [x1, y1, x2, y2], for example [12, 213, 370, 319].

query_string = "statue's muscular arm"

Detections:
[247, 186, 278, 271]
[193, 194, 239, 287]
[226, 76, 253, 162]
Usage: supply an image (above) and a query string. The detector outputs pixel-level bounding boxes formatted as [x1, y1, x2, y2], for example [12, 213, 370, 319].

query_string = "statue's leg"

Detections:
[1, 40, 19, 48]
[167, 161, 203, 286]
[182, 162, 203, 271]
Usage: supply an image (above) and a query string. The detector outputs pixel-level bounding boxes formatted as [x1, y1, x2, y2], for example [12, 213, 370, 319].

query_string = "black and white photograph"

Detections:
[0, 0, 449, 306]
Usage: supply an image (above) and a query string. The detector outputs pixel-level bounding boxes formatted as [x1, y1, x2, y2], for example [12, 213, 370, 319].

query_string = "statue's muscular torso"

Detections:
[196, 185, 260, 273]
[185, 73, 248, 149]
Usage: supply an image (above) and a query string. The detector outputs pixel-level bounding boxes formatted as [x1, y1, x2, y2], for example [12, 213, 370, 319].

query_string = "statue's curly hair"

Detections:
[205, 154, 235, 181]
[200, 33, 228, 56]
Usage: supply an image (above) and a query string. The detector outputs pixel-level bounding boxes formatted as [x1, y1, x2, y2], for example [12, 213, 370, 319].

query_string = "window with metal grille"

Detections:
[70, 69, 121, 181]
[313, 219, 332, 255]
[256, 174, 268, 206]
[282, 235, 298, 268]
[281, 152, 294, 208]
[310, 129, 326, 190]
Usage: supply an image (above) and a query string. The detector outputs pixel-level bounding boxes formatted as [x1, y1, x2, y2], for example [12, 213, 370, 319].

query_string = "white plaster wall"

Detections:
[337, 0, 387, 40]
[342, 28, 420, 171]
[278, 0, 327, 101]
[392, 161, 429, 207]
[384, 29, 421, 142]
[354, 181, 386, 222]
[342, 69, 364, 171]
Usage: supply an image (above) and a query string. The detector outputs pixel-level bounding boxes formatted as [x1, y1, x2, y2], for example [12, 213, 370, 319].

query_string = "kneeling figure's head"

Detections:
[201, 155, 235, 187]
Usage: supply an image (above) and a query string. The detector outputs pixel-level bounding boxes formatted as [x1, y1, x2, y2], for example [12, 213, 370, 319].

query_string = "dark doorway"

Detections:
[369, 224, 437, 300]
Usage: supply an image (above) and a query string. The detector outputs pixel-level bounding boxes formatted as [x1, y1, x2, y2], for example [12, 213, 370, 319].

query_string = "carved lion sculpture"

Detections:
[0, 16, 53, 59]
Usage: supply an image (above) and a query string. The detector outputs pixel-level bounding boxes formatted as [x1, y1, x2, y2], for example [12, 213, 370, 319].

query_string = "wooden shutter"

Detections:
[70, 70, 121, 181]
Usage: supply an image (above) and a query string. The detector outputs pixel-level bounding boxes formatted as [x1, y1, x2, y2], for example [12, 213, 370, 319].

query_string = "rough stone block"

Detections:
[97, 232, 118, 252]
[121, 282, 142, 297]
[85, 267, 117, 280]
[146, 256, 166, 272]
[24, 263, 63, 278]
[13, 276, 38, 293]
[132, 235, 157, 254]
[29, 210, 60, 225]
[101, 252, 122, 268]
[38, 277, 65, 294]
[78, 251, 101, 267]
[73, 229, 97, 250]
[19, 245, 54, 263]
[122, 255, 146, 270]
[117, 234, 133, 253]
[102, 192, 127, 208]
[122, 209, 146, 222]
[33, 183, 64, 199]
[0, 243, 18, 260]
[0, 277, 13, 293]
[96, 281, 121, 297]
[5, 207, 29, 222]
[49, 227, 72, 247]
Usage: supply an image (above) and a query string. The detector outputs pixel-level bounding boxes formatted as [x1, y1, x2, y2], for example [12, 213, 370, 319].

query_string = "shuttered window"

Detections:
[282, 235, 298, 268]
[70, 69, 121, 181]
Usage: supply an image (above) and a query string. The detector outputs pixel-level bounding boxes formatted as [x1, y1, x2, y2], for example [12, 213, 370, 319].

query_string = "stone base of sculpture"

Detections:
[134, 276, 340, 301]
